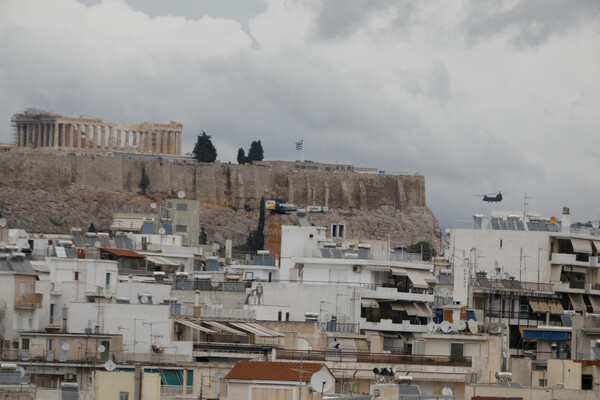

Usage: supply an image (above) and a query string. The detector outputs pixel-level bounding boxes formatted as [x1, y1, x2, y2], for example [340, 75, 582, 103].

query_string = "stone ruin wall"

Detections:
[0, 152, 440, 248]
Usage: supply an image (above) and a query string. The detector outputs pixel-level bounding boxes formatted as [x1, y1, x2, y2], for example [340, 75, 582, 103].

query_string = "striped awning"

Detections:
[175, 319, 216, 334]
[361, 299, 380, 309]
[571, 238, 592, 254]
[529, 300, 542, 313]
[568, 293, 587, 312]
[548, 302, 564, 315]
[202, 321, 247, 335]
[588, 295, 600, 313]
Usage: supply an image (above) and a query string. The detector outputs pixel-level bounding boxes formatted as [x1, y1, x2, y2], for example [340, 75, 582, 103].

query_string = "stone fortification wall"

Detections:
[0, 151, 439, 248]
[0, 152, 425, 211]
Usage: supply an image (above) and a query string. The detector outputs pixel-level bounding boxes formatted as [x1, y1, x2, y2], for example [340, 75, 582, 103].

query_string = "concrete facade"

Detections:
[12, 110, 183, 155]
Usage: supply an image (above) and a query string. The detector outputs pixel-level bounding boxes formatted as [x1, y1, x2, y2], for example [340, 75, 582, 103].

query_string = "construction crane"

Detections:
[264, 200, 328, 266]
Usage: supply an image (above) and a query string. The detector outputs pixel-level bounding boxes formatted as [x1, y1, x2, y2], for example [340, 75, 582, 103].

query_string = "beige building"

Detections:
[12, 109, 183, 155]
[95, 370, 160, 400]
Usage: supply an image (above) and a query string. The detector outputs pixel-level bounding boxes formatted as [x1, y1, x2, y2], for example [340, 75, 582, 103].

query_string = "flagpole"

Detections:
[302, 145, 304, 162]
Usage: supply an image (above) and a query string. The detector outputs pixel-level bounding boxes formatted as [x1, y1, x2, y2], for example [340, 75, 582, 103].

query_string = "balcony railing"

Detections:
[15, 293, 42, 308]
[277, 349, 472, 367]
[321, 322, 359, 333]
[172, 279, 248, 292]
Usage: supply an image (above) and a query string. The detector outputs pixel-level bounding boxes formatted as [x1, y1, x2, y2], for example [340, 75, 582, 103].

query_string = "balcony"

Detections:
[321, 321, 359, 333]
[360, 285, 434, 302]
[360, 317, 428, 333]
[551, 253, 599, 268]
[277, 349, 472, 367]
[15, 293, 42, 309]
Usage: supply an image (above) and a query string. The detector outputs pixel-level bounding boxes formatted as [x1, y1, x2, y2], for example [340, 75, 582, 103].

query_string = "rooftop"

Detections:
[224, 360, 326, 382]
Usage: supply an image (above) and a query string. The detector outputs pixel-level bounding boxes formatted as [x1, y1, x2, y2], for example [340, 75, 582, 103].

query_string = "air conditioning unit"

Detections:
[352, 265, 363, 273]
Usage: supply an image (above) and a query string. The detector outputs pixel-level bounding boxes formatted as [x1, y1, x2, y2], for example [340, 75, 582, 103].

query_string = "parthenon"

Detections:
[12, 109, 183, 155]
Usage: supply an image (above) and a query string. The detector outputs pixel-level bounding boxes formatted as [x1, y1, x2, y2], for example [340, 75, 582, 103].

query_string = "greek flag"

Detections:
[295, 140, 303, 150]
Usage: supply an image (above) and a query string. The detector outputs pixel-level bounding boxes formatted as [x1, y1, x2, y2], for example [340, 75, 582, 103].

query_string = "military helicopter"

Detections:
[473, 191, 503, 203]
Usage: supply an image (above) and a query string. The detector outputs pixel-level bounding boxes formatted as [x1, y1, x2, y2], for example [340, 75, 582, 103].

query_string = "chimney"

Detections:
[561, 207, 571, 233]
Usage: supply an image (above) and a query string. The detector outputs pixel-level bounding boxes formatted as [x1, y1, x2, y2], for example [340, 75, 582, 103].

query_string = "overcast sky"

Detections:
[1, 0, 599, 228]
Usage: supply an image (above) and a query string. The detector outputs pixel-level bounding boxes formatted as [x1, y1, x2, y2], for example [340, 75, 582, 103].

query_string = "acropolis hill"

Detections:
[1, 111, 440, 248]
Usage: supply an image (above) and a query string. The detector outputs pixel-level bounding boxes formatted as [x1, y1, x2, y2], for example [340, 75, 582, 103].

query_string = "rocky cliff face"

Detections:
[0, 151, 440, 249]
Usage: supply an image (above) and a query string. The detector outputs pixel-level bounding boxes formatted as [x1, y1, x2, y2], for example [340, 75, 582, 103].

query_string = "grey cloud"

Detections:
[314, 0, 416, 39]
[462, 0, 600, 47]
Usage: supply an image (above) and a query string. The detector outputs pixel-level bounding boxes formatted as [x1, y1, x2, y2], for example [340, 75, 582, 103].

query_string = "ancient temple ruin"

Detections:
[12, 109, 183, 155]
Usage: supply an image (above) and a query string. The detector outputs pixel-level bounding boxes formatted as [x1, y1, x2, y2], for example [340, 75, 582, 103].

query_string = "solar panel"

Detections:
[547, 224, 558, 232]
[592, 347, 600, 360]
[398, 385, 421, 395]
[500, 220, 509, 230]
[72, 231, 86, 246]
[497, 381, 510, 387]
[114, 237, 125, 249]
[491, 220, 501, 230]
[123, 238, 134, 250]
[561, 314, 572, 327]
[65, 247, 78, 258]
[510, 382, 522, 388]
[511, 280, 522, 289]
[477, 276, 491, 287]
[516, 221, 525, 231]
[163, 224, 173, 235]
[330, 249, 343, 258]
[502, 280, 513, 288]
[538, 223, 548, 231]
[142, 221, 154, 234]
[320, 248, 332, 258]
[507, 220, 517, 230]
[527, 222, 537, 231]
[55, 247, 67, 258]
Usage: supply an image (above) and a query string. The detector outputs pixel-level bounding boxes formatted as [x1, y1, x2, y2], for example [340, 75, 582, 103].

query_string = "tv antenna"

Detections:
[523, 192, 534, 220]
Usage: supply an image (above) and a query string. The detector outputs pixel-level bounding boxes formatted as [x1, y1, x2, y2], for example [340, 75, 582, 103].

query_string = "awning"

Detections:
[390, 267, 407, 276]
[594, 241, 600, 253]
[402, 303, 419, 315]
[406, 270, 429, 289]
[588, 296, 600, 313]
[529, 300, 542, 313]
[110, 218, 144, 231]
[361, 299, 380, 309]
[537, 301, 550, 313]
[389, 302, 405, 311]
[571, 238, 593, 254]
[523, 329, 569, 341]
[145, 255, 180, 267]
[228, 322, 284, 337]
[548, 302, 564, 315]
[408, 372, 466, 383]
[175, 320, 216, 334]
[568, 293, 587, 312]
[414, 303, 432, 317]
[569, 266, 588, 274]
[366, 266, 391, 272]
[202, 321, 247, 335]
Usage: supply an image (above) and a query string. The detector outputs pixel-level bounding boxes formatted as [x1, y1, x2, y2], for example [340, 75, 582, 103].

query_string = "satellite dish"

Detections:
[341, 242, 350, 250]
[442, 387, 454, 396]
[440, 321, 451, 333]
[0, 218, 6, 227]
[458, 320, 467, 331]
[593, 221, 600, 229]
[177, 190, 185, 199]
[310, 371, 334, 394]
[94, 241, 102, 248]
[140, 295, 149, 304]
[468, 319, 478, 334]
[0, 242, 6, 250]
[150, 203, 157, 209]
[210, 276, 220, 288]
[450, 322, 459, 333]
[61, 342, 70, 351]
[104, 291, 112, 299]
[158, 227, 166, 235]
[439, 288, 451, 298]
[426, 321, 436, 333]
[97, 345, 106, 353]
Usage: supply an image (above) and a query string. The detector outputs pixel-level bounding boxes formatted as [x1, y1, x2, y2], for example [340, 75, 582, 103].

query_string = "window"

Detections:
[330, 223, 346, 239]
[450, 342, 464, 357]
[50, 304, 55, 325]
[46, 339, 54, 351]
[21, 338, 30, 350]
[278, 311, 282, 321]
[412, 341, 425, 355]
[286, 312, 290, 322]
[119, 392, 129, 400]
[105, 273, 111, 286]
[167, 202, 172, 209]
[539, 379, 547, 387]
[74, 271, 79, 281]
[176, 203, 188, 211]
[20, 283, 26, 295]
[499, 239, 503, 248]
[175, 225, 187, 233]
[582, 375, 593, 390]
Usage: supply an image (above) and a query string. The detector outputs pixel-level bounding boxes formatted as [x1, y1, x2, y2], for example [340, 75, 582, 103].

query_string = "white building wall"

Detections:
[450, 229, 550, 283]
[115, 281, 172, 304]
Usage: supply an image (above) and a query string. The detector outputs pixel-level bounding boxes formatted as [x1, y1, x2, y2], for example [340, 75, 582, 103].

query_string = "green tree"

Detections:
[200, 225, 207, 245]
[247, 140, 264, 163]
[247, 197, 266, 251]
[193, 131, 217, 163]
[139, 166, 150, 194]
[237, 148, 247, 164]
[408, 241, 436, 261]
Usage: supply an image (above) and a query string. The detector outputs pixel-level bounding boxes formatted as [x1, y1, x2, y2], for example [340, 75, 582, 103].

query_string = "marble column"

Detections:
[177, 131, 182, 155]
[100, 125, 106, 150]
[91, 125, 97, 150]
